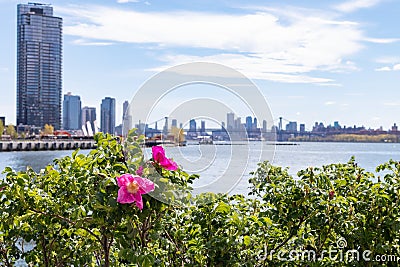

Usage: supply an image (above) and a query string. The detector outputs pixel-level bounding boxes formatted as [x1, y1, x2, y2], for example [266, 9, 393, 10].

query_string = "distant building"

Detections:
[163, 117, 169, 135]
[262, 120, 267, 132]
[245, 116, 253, 131]
[171, 119, 178, 128]
[253, 118, 258, 130]
[115, 124, 123, 136]
[82, 106, 96, 134]
[187, 119, 197, 139]
[122, 101, 129, 121]
[286, 121, 297, 132]
[300, 123, 306, 133]
[227, 112, 235, 130]
[16, 3, 63, 129]
[101, 97, 116, 134]
[235, 118, 242, 130]
[62, 93, 81, 130]
[189, 119, 197, 132]
[200, 120, 206, 134]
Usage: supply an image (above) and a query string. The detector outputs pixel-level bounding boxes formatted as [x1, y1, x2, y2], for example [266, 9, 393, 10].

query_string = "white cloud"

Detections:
[72, 38, 114, 46]
[393, 64, 400, 70]
[325, 101, 336, 105]
[117, 0, 139, 3]
[58, 4, 366, 84]
[375, 64, 400, 72]
[364, 37, 400, 44]
[0, 67, 9, 72]
[334, 0, 384, 13]
[375, 66, 392, 71]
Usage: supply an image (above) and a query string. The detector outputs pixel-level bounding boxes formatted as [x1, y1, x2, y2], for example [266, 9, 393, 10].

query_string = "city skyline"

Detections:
[1, 1, 400, 129]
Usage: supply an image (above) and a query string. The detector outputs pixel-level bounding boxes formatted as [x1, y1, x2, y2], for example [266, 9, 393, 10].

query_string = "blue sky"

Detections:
[1, 0, 400, 130]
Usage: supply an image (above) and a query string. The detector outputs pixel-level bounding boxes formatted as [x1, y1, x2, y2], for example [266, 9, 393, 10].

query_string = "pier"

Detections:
[0, 140, 96, 152]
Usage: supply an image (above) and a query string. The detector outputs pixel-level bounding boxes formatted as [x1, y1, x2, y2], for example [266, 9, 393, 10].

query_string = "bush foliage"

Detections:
[1, 132, 399, 266]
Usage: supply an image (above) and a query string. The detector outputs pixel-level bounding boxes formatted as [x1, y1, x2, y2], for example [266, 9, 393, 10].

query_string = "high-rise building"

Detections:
[227, 112, 235, 130]
[200, 120, 206, 134]
[245, 116, 253, 131]
[82, 106, 96, 134]
[171, 119, 178, 128]
[189, 119, 197, 132]
[62, 93, 81, 130]
[16, 3, 62, 129]
[101, 97, 116, 134]
[122, 100, 129, 121]
[286, 121, 298, 132]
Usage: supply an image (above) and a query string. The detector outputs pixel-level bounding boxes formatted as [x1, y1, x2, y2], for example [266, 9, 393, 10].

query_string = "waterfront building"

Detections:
[200, 120, 206, 134]
[246, 116, 253, 131]
[253, 118, 258, 130]
[62, 93, 81, 130]
[100, 97, 116, 134]
[286, 121, 298, 133]
[300, 123, 306, 133]
[122, 101, 129, 121]
[262, 120, 267, 132]
[16, 3, 62, 129]
[82, 106, 96, 134]
[227, 112, 235, 130]
[171, 119, 178, 128]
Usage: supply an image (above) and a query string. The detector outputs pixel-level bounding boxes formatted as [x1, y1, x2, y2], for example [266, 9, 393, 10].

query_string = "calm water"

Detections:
[1, 142, 400, 194]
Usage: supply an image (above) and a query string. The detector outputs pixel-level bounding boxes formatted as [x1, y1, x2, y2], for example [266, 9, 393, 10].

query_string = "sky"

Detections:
[1, 0, 400, 130]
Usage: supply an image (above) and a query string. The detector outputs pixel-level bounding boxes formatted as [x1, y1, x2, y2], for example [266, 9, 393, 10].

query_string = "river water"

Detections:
[1, 142, 399, 195]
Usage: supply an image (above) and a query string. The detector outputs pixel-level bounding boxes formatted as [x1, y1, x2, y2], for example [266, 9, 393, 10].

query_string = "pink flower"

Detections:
[136, 166, 144, 176]
[152, 146, 178, 171]
[116, 174, 155, 210]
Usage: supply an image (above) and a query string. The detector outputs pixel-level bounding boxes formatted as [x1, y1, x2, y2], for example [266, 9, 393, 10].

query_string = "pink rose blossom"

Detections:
[152, 146, 178, 171]
[116, 174, 155, 210]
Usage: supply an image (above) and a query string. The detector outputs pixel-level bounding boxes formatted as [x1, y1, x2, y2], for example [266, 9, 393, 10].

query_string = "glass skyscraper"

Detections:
[62, 93, 81, 130]
[101, 97, 116, 134]
[16, 3, 62, 129]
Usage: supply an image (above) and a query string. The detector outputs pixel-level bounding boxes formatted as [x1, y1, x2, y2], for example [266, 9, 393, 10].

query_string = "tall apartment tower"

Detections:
[62, 93, 81, 130]
[100, 97, 116, 134]
[16, 3, 62, 129]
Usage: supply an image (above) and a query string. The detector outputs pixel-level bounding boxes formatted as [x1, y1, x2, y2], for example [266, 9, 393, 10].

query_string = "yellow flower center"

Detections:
[127, 181, 139, 194]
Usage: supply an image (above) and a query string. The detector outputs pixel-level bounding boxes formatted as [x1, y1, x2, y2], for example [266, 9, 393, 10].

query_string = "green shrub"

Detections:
[1, 133, 399, 266]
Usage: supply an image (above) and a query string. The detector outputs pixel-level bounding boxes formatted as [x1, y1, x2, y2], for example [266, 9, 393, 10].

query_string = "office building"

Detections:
[82, 106, 96, 134]
[122, 100, 129, 121]
[300, 124, 306, 133]
[286, 121, 298, 133]
[227, 112, 235, 130]
[245, 116, 253, 131]
[171, 119, 178, 128]
[62, 93, 81, 130]
[16, 3, 62, 129]
[101, 97, 116, 134]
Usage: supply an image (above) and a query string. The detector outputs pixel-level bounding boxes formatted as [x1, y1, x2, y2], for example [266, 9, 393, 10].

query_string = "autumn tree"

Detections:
[5, 124, 17, 139]
[43, 124, 54, 135]
[0, 120, 4, 137]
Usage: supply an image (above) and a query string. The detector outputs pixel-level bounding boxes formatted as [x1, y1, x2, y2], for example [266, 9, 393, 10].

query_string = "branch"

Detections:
[28, 208, 102, 244]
